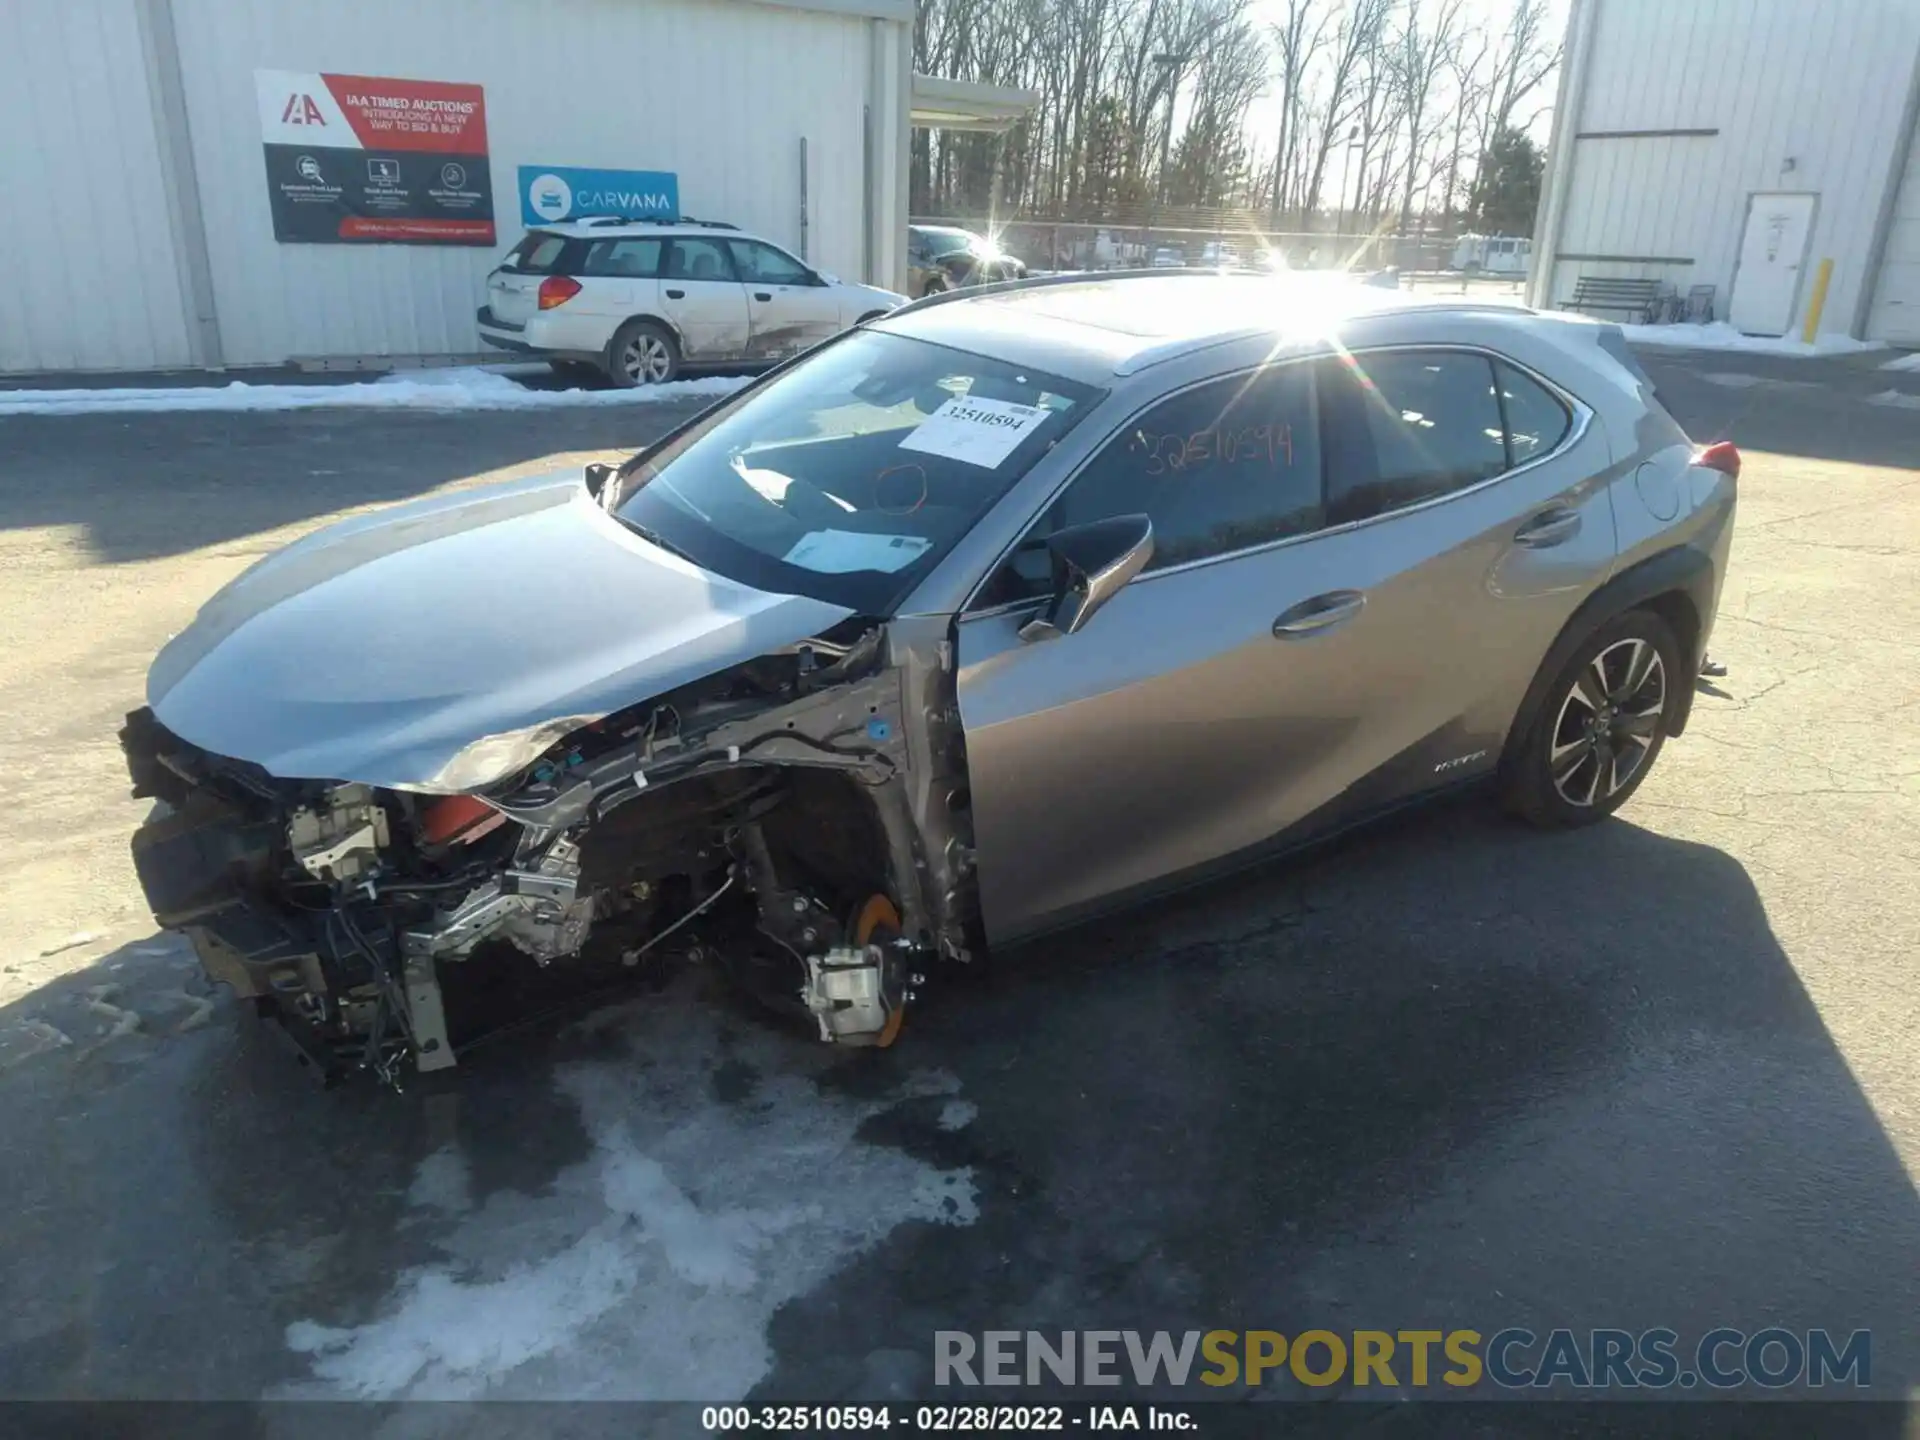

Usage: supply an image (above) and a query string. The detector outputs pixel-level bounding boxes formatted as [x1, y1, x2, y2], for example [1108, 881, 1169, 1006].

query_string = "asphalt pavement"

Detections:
[0, 350, 1914, 1423]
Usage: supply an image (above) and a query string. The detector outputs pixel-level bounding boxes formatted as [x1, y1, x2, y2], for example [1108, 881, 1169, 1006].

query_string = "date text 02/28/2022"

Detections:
[701, 1405, 1188, 1431]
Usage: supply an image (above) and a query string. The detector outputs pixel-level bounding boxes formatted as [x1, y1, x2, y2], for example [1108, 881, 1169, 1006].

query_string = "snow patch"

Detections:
[938, 1099, 979, 1132]
[0, 367, 750, 417]
[282, 988, 977, 1400]
[1867, 388, 1920, 410]
[406, 1146, 474, 1217]
[1879, 351, 1920, 372]
[1618, 322, 1885, 358]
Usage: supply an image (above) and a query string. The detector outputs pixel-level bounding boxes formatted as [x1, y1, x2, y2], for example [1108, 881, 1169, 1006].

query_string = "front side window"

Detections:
[975, 363, 1322, 606]
[665, 237, 736, 282]
[730, 240, 814, 286]
[582, 238, 662, 278]
[611, 330, 1099, 613]
[1324, 350, 1506, 524]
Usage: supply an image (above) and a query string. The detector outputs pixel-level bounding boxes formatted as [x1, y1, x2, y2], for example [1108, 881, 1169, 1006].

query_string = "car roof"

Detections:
[875, 271, 1537, 380]
[527, 217, 746, 240]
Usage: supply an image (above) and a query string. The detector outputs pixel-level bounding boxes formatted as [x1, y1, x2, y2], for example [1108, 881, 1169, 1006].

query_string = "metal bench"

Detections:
[1566, 275, 1663, 323]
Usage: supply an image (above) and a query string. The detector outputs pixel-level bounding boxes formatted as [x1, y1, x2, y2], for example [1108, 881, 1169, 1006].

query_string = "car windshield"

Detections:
[610, 330, 1101, 613]
[921, 230, 981, 258]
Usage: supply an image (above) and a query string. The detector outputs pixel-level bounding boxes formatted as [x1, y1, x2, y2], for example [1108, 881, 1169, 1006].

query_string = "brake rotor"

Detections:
[851, 893, 906, 1048]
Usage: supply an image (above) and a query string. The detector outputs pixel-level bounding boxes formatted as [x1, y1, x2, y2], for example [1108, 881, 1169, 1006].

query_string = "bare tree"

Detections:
[1266, 0, 1332, 226]
[907, 0, 1558, 245]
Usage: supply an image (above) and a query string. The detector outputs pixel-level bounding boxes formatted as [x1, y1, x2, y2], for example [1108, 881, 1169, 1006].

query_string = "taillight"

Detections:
[537, 275, 582, 310]
[1695, 441, 1741, 479]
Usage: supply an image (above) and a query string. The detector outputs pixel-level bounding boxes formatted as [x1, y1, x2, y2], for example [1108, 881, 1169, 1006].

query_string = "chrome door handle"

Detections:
[1514, 506, 1582, 548]
[1273, 590, 1366, 638]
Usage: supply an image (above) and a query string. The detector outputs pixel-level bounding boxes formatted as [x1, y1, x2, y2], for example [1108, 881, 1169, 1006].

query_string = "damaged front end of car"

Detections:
[122, 617, 980, 1086]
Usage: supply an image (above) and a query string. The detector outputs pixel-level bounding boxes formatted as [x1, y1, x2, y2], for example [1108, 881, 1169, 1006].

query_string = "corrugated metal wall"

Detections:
[0, 0, 196, 373]
[0, 0, 900, 373]
[169, 0, 877, 367]
[1540, 0, 1920, 336]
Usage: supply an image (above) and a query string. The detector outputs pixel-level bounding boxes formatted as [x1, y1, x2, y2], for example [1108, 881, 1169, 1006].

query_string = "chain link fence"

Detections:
[910, 216, 1530, 299]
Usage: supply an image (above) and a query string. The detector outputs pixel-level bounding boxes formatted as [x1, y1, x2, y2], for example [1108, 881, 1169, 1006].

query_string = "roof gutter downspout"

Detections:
[1855, 33, 1920, 339]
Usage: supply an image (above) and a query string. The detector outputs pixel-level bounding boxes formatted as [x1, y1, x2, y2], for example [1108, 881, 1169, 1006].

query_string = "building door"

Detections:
[1729, 193, 1816, 336]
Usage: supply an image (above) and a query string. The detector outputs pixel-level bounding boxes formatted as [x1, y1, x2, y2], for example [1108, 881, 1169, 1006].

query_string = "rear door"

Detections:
[660, 236, 751, 361]
[576, 236, 663, 324]
[953, 347, 1610, 944]
[728, 239, 842, 359]
[486, 232, 569, 326]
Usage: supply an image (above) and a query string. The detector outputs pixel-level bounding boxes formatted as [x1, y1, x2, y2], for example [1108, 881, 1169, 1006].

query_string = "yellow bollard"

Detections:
[1801, 258, 1835, 343]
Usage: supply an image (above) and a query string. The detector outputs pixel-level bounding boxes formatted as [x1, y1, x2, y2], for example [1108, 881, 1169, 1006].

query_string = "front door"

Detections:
[953, 348, 1613, 944]
[660, 236, 751, 362]
[1730, 192, 1816, 336]
[728, 239, 842, 360]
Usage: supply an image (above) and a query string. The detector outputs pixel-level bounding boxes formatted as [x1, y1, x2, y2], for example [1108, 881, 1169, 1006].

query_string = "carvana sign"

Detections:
[518, 165, 679, 226]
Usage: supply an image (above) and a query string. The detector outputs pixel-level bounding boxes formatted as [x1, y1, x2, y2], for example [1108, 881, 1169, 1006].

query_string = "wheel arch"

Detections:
[613, 311, 685, 351]
[1501, 545, 1716, 775]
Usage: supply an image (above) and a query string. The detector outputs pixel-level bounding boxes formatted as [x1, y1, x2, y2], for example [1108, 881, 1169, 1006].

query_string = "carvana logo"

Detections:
[528, 173, 572, 221]
[518, 165, 679, 226]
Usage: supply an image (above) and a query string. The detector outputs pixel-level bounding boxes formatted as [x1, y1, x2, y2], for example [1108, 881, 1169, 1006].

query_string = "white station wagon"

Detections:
[478, 217, 906, 386]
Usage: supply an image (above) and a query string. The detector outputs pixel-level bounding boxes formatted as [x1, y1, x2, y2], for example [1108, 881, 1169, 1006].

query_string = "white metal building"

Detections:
[1530, 0, 1920, 343]
[0, 0, 1029, 375]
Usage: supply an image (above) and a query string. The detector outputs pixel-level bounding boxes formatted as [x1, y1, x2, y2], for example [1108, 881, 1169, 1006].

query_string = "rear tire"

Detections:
[606, 319, 679, 387]
[1502, 608, 1682, 828]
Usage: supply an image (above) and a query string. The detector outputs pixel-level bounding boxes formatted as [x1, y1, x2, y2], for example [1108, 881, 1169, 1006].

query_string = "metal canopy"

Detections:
[911, 74, 1040, 133]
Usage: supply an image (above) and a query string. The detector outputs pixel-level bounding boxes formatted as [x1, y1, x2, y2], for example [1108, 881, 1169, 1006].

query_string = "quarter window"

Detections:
[665, 237, 736, 282]
[1324, 350, 1507, 525]
[1496, 360, 1573, 465]
[500, 233, 568, 274]
[582, 238, 662, 278]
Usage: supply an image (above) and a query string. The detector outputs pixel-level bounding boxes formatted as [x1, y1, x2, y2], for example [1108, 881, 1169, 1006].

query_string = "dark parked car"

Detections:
[907, 225, 1028, 297]
[123, 273, 1736, 1085]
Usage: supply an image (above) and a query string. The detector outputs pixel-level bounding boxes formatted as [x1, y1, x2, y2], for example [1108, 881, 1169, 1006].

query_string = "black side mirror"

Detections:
[1018, 515, 1154, 643]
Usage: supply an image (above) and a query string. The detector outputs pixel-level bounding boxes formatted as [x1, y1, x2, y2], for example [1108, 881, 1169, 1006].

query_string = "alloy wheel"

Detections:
[620, 333, 672, 384]
[1548, 637, 1668, 807]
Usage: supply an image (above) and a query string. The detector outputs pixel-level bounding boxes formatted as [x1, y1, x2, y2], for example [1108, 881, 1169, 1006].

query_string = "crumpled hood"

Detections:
[148, 470, 854, 790]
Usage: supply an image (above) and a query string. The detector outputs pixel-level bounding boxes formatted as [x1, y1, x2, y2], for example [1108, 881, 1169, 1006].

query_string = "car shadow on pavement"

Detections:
[0, 799, 1913, 1409]
[0, 401, 715, 565]
[1642, 351, 1920, 471]
[759, 796, 1920, 1407]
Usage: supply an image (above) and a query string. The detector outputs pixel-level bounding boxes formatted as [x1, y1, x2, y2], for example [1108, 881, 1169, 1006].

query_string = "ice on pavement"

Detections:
[283, 988, 978, 1400]
[0, 366, 751, 417]
[1880, 350, 1920, 372]
[1617, 321, 1885, 358]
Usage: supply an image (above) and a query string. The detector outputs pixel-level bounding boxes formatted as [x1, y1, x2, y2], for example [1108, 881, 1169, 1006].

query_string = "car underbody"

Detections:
[122, 617, 979, 1085]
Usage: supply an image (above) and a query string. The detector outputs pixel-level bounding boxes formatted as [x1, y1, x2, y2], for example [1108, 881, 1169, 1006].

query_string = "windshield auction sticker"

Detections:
[255, 70, 494, 245]
[899, 397, 1051, 469]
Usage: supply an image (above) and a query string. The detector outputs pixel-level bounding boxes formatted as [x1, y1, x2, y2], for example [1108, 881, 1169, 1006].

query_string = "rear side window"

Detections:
[665, 237, 736, 282]
[582, 238, 662, 278]
[1497, 361, 1572, 465]
[1323, 350, 1506, 525]
[500, 233, 569, 274]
